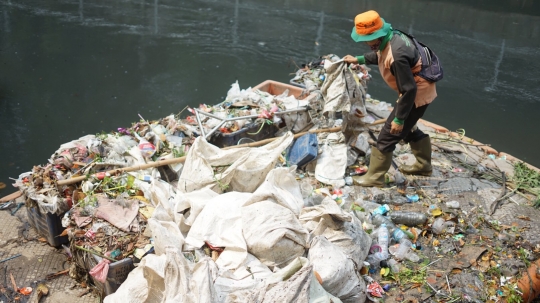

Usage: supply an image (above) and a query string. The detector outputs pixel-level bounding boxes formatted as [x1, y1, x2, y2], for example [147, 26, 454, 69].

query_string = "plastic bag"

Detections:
[315, 143, 347, 188]
[89, 259, 110, 284]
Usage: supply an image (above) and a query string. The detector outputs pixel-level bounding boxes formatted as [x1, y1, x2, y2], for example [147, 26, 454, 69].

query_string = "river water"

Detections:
[1, 0, 539, 191]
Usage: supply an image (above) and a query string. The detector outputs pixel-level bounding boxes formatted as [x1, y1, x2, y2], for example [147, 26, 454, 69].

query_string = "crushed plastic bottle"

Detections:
[445, 200, 460, 209]
[394, 239, 411, 260]
[356, 200, 382, 213]
[371, 213, 396, 229]
[431, 217, 456, 234]
[391, 238, 420, 262]
[390, 211, 428, 226]
[392, 228, 408, 243]
[387, 258, 400, 273]
[373, 191, 407, 206]
[367, 251, 389, 269]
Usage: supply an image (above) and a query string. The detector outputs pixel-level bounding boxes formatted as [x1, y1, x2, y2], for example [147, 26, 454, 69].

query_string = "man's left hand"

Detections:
[390, 121, 404, 134]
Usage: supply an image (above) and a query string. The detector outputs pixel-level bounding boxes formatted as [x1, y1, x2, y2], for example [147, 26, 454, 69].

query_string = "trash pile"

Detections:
[4, 53, 540, 303]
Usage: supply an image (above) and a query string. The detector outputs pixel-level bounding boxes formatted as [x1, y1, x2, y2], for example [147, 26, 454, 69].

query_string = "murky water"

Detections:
[1, 0, 539, 190]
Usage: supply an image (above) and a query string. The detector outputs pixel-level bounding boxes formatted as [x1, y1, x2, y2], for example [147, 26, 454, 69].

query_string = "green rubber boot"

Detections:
[400, 136, 433, 176]
[353, 146, 393, 187]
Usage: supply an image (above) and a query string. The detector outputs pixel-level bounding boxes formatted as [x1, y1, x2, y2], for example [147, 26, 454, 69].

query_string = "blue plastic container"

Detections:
[26, 206, 69, 247]
[287, 133, 318, 167]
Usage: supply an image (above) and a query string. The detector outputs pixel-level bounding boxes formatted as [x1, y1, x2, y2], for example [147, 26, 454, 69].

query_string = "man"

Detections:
[343, 10, 436, 187]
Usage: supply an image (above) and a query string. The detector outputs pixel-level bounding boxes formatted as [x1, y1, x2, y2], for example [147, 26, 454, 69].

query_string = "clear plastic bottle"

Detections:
[392, 228, 408, 243]
[356, 200, 382, 213]
[378, 224, 390, 256]
[371, 213, 396, 229]
[390, 211, 428, 226]
[366, 252, 388, 269]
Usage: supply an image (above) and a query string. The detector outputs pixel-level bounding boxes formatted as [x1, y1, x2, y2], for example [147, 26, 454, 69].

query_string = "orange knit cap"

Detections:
[354, 10, 384, 35]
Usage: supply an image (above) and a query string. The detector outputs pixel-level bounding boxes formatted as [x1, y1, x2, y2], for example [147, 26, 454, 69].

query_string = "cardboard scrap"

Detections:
[450, 246, 487, 269]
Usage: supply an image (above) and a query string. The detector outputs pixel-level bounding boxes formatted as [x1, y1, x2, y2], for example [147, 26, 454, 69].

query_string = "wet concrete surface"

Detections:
[0, 207, 98, 303]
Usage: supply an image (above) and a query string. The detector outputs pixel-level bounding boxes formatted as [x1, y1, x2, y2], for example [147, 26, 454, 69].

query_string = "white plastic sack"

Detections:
[104, 247, 218, 303]
[178, 133, 293, 194]
[315, 143, 347, 188]
[104, 253, 167, 303]
[300, 198, 371, 266]
[239, 257, 342, 303]
[215, 254, 273, 302]
[244, 167, 304, 216]
[308, 236, 367, 303]
[175, 188, 220, 227]
[185, 191, 252, 270]
[322, 215, 371, 267]
[242, 201, 308, 269]
[148, 218, 185, 256]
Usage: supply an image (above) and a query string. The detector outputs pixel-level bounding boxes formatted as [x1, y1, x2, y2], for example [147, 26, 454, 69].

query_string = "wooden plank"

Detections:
[0, 191, 23, 203]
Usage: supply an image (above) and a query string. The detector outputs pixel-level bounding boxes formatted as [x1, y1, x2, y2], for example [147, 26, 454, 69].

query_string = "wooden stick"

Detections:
[370, 118, 387, 126]
[0, 191, 23, 203]
[9, 272, 17, 291]
[56, 126, 342, 186]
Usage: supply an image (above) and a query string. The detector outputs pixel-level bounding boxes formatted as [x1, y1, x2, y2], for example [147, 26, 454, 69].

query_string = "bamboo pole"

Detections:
[56, 126, 342, 186]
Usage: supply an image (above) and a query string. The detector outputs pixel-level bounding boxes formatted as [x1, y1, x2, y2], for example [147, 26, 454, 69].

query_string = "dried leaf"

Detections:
[314, 271, 323, 284]
[517, 216, 531, 221]
[10, 272, 17, 290]
[433, 239, 440, 246]
[59, 229, 69, 237]
[38, 237, 47, 243]
[431, 209, 443, 216]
